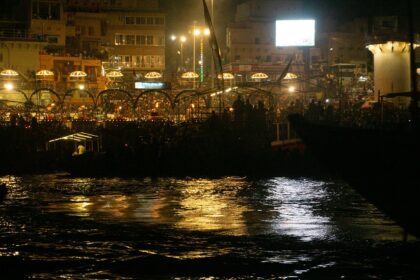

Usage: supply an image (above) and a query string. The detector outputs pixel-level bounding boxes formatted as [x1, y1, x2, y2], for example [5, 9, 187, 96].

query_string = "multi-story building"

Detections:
[225, 0, 310, 82]
[64, 0, 166, 79]
[30, 0, 67, 46]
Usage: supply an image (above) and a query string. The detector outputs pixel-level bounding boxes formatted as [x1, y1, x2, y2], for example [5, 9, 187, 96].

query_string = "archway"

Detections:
[133, 89, 174, 121]
[96, 89, 134, 120]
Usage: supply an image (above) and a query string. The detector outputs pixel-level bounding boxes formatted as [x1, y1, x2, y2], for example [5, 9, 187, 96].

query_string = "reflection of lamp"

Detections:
[181, 72, 199, 79]
[251, 72, 268, 79]
[144, 72, 162, 79]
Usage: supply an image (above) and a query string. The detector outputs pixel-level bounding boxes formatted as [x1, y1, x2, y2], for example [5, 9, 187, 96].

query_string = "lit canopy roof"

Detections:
[0, 69, 19, 77]
[217, 73, 234, 80]
[144, 72, 162, 79]
[69, 71, 87, 78]
[48, 132, 99, 143]
[106, 71, 123, 78]
[251, 72, 268, 79]
[181, 72, 199, 79]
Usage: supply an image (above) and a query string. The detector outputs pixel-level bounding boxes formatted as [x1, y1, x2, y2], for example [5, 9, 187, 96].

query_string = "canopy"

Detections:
[0, 69, 19, 77]
[69, 71, 87, 78]
[251, 72, 268, 79]
[46, 132, 101, 153]
[145, 71, 162, 79]
[181, 72, 199, 79]
[48, 132, 99, 143]
[106, 71, 123, 78]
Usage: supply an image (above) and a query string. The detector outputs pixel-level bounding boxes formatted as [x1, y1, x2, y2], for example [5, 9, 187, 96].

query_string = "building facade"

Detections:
[225, 0, 310, 82]
[65, 0, 166, 78]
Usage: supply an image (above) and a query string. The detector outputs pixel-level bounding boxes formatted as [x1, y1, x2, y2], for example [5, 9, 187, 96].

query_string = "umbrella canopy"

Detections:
[181, 72, 199, 79]
[283, 72, 298, 80]
[217, 73, 234, 80]
[144, 72, 162, 79]
[106, 71, 123, 78]
[251, 72, 268, 79]
[69, 71, 87, 78]
[0, 69, 19, 77]
[36, 70, 55, 76]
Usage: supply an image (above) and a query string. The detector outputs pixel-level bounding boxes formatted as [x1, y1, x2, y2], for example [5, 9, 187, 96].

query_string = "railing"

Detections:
[0, 28, 46, 42]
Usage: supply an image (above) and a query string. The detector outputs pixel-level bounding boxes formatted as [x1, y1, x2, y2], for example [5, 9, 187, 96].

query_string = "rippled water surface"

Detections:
[1, 174, 419, 279]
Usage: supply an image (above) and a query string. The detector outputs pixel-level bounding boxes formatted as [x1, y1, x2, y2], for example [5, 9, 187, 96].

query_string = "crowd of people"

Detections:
[0, 95, 414, 176]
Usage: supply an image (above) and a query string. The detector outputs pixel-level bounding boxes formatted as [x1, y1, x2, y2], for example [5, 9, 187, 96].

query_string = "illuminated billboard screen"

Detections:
[275, 20, 315, 47]
[134, 82, 171, 90]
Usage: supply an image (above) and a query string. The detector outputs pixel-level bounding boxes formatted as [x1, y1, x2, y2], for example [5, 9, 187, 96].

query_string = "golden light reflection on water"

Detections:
[44, 178, 251, 236]
[47, 195, 138, 219]
[174, 179, 249, 236]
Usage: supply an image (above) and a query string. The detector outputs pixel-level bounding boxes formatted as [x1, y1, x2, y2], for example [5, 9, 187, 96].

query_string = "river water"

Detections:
[0, 174, 419, 279]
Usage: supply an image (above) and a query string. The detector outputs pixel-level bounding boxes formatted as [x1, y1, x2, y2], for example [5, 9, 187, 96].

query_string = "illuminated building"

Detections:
[224, 0, 308, 82]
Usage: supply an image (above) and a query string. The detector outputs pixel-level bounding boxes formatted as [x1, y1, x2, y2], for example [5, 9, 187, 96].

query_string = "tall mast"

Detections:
[408, 0, 418, 122]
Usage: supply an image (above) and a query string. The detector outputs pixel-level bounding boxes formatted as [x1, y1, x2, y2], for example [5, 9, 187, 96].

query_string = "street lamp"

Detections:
[171, 35, 187, 72]
[193, 27, 210, 86]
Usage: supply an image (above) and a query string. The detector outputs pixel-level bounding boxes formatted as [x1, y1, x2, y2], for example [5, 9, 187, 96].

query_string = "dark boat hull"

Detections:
[288, 113, 420, 238]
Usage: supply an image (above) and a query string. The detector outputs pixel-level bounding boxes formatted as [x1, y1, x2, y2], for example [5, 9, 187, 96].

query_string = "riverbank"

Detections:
[0, 117, 327, 178]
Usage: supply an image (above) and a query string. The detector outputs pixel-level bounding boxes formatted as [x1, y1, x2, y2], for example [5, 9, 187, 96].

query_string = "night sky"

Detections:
[161, 0, 420, 38]
[0, 0, 419, 38]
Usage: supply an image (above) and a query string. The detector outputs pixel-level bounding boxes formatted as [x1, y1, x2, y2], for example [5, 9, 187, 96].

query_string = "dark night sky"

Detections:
[1, 0, 419, 37]
[161, 0, 420, 34]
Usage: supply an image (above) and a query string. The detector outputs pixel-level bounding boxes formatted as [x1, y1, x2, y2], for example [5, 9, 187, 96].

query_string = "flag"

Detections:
[277, 56, 293, 83]
[202, 0, 224, 87]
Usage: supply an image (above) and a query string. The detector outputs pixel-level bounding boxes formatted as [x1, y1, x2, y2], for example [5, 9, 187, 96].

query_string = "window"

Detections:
[126, 35, 135, 45]
[255, 37, 260, 44]
[235, 55, 240, 61]
[146, 35, 153, 45]
[146, 17, 154, 25]
[154, 17, 164, 25]
[136, 17, 146, 24]
[158, 36, 164, 46]
[88, 26, 94, 36]
[115, 34, 123, 45]
[136, 35, 145, 45]
[125, 17, 135, 24]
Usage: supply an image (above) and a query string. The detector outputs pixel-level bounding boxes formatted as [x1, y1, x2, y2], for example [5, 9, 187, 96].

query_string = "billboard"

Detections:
[275, 20, 315, 47]
[134, 82, 171, 90]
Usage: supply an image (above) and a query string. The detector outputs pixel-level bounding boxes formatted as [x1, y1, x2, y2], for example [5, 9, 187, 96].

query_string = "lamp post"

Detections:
[193, 27, 210, 87]
[170, 35, 187, 73]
